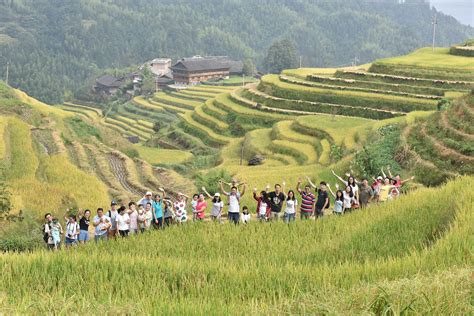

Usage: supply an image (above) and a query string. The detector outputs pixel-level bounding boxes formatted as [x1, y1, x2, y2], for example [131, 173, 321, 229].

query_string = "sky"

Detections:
[430, 0, 474, 26]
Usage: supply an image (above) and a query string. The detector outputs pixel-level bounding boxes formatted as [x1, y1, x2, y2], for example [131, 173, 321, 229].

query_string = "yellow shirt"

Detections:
[379, 185, 392, 202]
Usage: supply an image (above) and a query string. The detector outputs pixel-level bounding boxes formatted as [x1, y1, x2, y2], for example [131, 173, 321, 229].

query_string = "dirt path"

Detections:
[108, 153, 144, 197]
[440, 111, 474, 141]
[420, 124, 474, 162]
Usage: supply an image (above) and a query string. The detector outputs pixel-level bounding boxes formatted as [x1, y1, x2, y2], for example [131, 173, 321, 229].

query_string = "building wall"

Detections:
[173, 69, 230, 84]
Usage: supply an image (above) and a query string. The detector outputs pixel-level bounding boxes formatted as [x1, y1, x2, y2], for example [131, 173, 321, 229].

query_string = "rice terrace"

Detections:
[0, 0, 473, 315]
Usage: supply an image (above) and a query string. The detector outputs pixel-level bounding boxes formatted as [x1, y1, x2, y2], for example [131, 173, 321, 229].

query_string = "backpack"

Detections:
[43, 223, 50, 243]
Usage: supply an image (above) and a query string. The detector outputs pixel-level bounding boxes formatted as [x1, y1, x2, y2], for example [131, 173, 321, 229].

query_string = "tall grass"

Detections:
[0, 177, 472, 314]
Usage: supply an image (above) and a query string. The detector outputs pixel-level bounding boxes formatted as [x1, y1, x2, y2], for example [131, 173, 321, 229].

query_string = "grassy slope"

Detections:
[0, 176, 472, 314]
[134, 144, 193, 165]
[376, 47, 474, 69]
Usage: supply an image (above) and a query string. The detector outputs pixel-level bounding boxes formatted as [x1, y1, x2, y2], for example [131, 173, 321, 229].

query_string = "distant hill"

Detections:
[0, 0, 472, 103]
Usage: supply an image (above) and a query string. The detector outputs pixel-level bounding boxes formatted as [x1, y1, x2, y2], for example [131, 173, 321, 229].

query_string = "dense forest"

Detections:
[0, 0, 472, 103]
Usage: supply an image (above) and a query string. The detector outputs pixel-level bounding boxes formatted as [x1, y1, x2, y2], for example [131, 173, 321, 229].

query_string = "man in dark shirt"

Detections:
[315, 181, 329, 218]
[267, 184, 285, 221]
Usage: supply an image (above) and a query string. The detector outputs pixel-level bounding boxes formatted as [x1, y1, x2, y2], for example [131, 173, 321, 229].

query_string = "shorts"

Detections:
[228, 212, 240, 224]
[78, 230, 89, 241]
[164, 217, 172, 226]
[119, 230, 129, 237]
[271, 212, 281, 220]
[300, 212, 312, 220]
[257, 214, 266, 221]
[65, 237, 77, 245]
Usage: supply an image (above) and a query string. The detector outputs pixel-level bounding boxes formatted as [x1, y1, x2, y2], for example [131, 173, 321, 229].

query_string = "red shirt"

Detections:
[196, 200, 207, 219]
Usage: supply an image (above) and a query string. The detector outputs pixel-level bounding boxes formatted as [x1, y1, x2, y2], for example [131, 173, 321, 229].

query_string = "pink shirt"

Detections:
[129, 210, 138, 230]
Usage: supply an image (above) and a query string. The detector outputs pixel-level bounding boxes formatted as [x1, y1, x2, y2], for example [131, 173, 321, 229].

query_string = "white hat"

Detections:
[377, 176, 383, 180]
[146, 191, 153, 196]
[214, 192, 220, 197]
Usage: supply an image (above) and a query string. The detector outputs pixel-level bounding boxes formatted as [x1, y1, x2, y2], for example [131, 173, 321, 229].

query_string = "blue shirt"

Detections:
[152, 201, 163, 219]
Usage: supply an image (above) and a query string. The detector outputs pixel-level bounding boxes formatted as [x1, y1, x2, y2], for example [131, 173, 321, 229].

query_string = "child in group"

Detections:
[327, 184, 345, 215]
[253, 186, 270, 221]
[144, 203, 154, 230]
[283, 190, 298, 223]
[163, 199, 174, 227]
[241, 206, 251, 224]
[116, 206, 130, 237]
[137, 204, 146, 233]
[191, 194, 199, 222]
[127, 202, 138, 234]
[50, 217, 63, 250]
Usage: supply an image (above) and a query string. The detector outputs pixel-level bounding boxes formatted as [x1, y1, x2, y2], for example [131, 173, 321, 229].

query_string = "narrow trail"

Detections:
[420, 124, 474, 162]
[440, 111, 474, 141]
[108, 153, 144, 197]
[400, 125, 457, 176]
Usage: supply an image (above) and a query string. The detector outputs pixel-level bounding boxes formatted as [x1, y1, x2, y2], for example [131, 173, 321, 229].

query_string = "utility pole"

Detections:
[5, 61, 9, 86]
[299, 56, 302, 68]
[242, 73, 245, 87]
[432, 13, 437, 52]
[351, 56, 359, 67]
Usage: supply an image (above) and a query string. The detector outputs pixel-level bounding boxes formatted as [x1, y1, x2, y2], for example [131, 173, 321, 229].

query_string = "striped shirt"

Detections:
[300, 191, 315, 213]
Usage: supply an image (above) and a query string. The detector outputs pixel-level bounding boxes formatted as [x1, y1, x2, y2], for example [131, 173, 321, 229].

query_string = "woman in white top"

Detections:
[332, 170, 359, 203]
[338, 184, 356, 212]
[327, 184, 345, 215]
[116, 206, 130, 237]
[203, 187, 224, 223]
[283, 190, 298, 223]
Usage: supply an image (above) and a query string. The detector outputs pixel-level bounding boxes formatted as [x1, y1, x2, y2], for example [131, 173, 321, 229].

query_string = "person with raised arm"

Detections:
[327, 184, 345, 215]
[152, 188, 165, 229]
[306, 176, 329, 218]
[174, 192, 189, 224]
[297, 178, 316, 220]
[203, 187, 224, 223]
[219, 180, 246, 225]
[331, 170, 359, 204]
[253, 185, 270, 221]
[386, 165, 415, 189]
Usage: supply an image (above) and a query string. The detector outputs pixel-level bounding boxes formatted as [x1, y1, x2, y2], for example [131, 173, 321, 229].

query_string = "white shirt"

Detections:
[226, 192, 241, 213]
[258, 201, 268, 216]
[144, 210, 153, 228]
[117, 213, 130, 231]
[65, 221, 79, 240]
[242, 213, 251, 223]
[285, 199, 298, 214]
[342, 191, 354, 209]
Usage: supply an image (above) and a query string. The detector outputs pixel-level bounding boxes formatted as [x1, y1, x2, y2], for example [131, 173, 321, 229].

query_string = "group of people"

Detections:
[42, 166, 414, 249]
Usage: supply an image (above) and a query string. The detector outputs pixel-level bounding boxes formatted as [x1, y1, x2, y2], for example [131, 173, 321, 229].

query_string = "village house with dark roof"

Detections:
[93, 74, 124, 95]
[171, 56, 241, 85]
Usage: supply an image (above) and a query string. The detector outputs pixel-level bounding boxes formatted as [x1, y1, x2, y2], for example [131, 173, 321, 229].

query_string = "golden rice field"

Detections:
[0, 176, 472, 314]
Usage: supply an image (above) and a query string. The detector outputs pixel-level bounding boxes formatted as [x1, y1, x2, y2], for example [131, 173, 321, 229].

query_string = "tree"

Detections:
[242, 59, 256, 76]
[263, 39, 298, 74]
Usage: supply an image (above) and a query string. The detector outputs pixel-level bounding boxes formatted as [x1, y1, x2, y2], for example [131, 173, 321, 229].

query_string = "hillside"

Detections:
[0, 176, 472, 313]
[0, 81, 194, 217]
[0, 0, 473, 103]
[42, 48, 471, 217]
